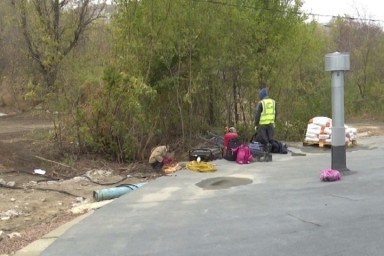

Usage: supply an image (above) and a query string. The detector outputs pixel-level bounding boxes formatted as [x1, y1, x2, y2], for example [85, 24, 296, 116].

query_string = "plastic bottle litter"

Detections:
[33, 169, 46, 175]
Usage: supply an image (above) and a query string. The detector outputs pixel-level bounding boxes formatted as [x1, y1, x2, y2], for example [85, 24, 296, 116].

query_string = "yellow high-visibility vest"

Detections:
[259, 98, 276, 125]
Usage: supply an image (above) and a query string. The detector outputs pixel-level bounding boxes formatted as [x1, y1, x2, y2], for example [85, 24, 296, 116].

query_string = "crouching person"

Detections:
[148, 145, 174, 171]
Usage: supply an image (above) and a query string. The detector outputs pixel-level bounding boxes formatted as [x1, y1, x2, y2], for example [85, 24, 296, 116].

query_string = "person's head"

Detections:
[164, 145, 175, 159]
[259, 87, 268, 100]
[229, 127, 236, 133]
[166, 145, 175, 153]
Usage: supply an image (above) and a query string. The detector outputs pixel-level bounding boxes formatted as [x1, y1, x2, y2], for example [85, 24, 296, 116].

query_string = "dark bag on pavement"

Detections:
[270, 139, 288, 154]
[189, 147, 222, 162]
[224, 136, 242, 161]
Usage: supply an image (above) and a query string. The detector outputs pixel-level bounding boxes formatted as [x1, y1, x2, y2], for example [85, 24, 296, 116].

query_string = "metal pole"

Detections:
[325, 52, 350, 173]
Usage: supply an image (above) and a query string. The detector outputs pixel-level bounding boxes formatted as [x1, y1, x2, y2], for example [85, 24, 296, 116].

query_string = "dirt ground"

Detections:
[0, 111, 383, 255]
[0, 110, 164, 255]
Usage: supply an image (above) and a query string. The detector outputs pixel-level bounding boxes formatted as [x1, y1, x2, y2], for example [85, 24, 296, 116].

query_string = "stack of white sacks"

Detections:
[305, 116, 358, 146]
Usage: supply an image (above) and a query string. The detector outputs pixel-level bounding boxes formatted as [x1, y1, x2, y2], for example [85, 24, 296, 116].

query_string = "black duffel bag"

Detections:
[189, 147, 222, 162]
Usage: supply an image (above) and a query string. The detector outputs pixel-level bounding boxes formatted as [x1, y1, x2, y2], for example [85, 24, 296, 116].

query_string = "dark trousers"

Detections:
[150, 161, 163, 171]
[253, 124, 274, 151]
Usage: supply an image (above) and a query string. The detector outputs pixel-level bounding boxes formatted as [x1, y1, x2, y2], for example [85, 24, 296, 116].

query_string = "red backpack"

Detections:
[236, 144, 252, 164]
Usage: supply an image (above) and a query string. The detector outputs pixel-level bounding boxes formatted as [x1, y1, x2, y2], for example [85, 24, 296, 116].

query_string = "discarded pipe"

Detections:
[93, 183, 146, 202]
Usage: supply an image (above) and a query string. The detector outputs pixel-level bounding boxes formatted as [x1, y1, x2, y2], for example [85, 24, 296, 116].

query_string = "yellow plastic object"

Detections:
[186, 161, 217, 172]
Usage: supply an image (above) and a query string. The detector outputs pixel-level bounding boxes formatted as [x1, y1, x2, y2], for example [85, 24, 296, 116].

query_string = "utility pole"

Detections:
[325, 52, 350, 173]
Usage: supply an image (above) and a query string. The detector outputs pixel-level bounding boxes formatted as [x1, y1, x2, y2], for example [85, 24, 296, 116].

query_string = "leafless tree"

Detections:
[10, 0, 107, 91]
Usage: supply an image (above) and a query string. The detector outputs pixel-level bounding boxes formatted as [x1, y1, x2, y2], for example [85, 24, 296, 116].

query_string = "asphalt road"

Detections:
[35, 135, 384, 256]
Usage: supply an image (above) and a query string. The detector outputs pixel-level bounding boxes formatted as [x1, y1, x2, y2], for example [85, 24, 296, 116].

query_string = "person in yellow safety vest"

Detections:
[254, 87, 277, 153]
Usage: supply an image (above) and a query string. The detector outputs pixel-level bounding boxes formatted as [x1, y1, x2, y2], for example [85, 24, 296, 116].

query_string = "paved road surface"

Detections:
[24, 136, 384, 255]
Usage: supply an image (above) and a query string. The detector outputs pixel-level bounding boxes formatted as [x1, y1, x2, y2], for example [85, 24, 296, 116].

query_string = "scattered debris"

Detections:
[0, 230, 5, 240]
[5, 181, 15, 187]
[33, 169, 46, 175]
[0, 209, 22, 220]
[70, 200, 114, 214]
[7, 232, 21, 239]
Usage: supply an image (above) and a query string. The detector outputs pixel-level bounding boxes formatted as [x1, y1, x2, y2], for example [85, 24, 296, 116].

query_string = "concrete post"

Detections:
[324, 52, 350, 172]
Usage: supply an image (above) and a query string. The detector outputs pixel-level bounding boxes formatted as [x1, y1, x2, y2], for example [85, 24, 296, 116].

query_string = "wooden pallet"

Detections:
[303, 140, 330, 148]
[346, 140, 357, 147]
[303, 140, 357, 148]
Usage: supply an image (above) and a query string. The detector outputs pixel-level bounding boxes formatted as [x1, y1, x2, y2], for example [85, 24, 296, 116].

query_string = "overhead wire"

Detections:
[191, 0, 384, 25]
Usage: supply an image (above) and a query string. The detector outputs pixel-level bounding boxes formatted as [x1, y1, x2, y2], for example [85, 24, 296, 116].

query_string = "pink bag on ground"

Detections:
[320, 168, 341, 182]
[236, 144, 252, 164]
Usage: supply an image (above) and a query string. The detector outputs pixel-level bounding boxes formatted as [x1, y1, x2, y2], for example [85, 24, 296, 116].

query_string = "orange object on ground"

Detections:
[162, 163, 180, 174]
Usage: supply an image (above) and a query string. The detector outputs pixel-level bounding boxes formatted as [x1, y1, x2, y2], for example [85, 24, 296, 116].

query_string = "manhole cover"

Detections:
[196, 177, 253, 190]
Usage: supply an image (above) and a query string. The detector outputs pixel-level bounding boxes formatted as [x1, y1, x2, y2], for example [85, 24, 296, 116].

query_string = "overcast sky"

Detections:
[301, 0, 384, 24]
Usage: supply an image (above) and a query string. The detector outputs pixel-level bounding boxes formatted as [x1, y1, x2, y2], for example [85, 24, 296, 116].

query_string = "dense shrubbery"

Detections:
[2, 1, 384, 162]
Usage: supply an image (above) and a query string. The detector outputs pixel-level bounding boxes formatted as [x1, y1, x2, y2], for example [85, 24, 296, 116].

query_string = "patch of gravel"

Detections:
[0, 212, 82, 255]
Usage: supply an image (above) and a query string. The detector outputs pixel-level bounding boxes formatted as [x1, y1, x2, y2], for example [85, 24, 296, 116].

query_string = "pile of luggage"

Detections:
[189, 132, 278, 164]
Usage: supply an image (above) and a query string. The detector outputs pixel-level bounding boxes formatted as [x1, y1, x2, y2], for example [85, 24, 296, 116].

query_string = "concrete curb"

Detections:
[14, 211, 94, 256]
